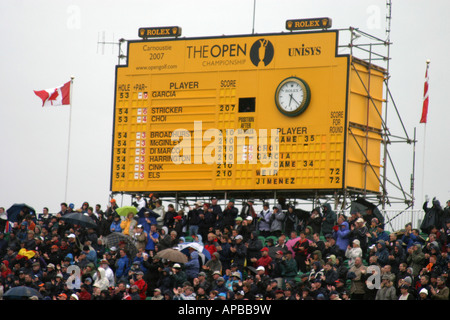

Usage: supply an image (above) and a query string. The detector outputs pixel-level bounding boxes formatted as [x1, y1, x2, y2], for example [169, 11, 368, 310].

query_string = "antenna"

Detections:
[96, 31, 127, 65]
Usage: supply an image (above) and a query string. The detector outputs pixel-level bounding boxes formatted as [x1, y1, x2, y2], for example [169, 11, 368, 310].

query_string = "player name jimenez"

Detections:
[177, 304, 271, 317]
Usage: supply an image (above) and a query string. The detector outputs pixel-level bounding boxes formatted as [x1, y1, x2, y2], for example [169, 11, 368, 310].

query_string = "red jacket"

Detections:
[255, 255, 272, 275]
[135, 279, 147, 300]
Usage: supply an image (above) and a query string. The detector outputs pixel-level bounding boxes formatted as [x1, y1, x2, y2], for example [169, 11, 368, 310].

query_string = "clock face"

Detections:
[275, 77, 310, 116]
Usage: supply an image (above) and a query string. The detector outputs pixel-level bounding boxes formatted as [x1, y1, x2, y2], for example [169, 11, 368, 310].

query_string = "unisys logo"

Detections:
[170, 121, 279, 175]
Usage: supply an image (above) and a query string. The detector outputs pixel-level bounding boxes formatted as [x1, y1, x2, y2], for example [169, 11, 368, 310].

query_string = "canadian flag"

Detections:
[34, 80, 71, 107]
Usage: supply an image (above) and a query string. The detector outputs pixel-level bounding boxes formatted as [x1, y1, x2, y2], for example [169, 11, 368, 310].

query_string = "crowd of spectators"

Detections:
[0, 195, 449, 301]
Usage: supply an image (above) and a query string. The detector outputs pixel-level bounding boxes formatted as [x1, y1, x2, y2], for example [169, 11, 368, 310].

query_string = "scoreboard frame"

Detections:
[110, 29, 385, 198]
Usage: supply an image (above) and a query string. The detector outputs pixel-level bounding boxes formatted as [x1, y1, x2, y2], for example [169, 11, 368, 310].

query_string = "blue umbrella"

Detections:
[137, 207, 160, 219]
[6, 203, 35, 223]
[4, 285, 43, 299]
[177, 242, 211, 264]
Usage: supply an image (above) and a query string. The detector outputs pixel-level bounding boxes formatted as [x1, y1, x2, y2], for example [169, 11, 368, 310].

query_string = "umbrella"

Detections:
[350, 198, 384, 225]
[136, 207, 160, 219]
[6, 203, 35, 222]
[105, 232, 138, 258]
[155, 248, 188, 263]
[176, 242, 211, 264]
[60, 212, 97, 229]
[3, 286, 43, 300]
[116, 206, 138, 217]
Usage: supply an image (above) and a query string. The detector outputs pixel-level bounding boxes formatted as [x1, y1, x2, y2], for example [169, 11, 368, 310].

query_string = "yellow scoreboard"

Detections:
[111, 30, 385, 194]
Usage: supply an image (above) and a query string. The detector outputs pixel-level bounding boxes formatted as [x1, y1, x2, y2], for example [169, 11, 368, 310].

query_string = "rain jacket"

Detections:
[184, 250, 200, 279]
[406, 243, 426, 277]
[336, 221, 350, 251]
[270, 205, 285, 233]
[258, 209, 272, 232]
[421, 199, 444, 234]
[120, 217, 137, 236]
[93, 267, 110, 291]
[321, 203, 337, 235]
[375, 240, 390, 266]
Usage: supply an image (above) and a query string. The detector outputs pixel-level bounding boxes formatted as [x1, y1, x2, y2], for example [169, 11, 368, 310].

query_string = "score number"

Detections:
[329, 168, 341, 184]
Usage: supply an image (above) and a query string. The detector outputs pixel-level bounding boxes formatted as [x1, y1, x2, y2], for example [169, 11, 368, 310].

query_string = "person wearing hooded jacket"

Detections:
[321, 203, 337, 236]
[335, 221, 350, 252]
[421, 197, 444, 234]
[406, 242, 426, 278]
[346, 239, 363, 269]
[93, 266, 110, 291]
[184, 249, 200, 281]
[374, 240, 390, 267]
[270, 205, 285, 237]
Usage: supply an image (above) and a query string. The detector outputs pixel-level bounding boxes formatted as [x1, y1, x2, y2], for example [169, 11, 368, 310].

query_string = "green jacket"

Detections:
[280, 257, 297, 278]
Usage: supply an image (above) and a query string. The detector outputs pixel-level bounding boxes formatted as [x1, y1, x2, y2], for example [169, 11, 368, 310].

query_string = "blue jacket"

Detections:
[375, 241, 390, 266]
[336, 221, 350, 251]
[110, 220, 122, 233]
[184, 251, 200, 279]
[116, 255, 130, 279]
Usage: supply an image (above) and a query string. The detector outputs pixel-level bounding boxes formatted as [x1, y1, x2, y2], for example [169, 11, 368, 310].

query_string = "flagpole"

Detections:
[420, 60, 430, 205]
[65, 76, 75, 202]
[421, 122, 426, 204]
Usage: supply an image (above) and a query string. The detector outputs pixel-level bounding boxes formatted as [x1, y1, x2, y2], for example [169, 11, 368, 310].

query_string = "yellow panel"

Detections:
[111, 31, 357, 193]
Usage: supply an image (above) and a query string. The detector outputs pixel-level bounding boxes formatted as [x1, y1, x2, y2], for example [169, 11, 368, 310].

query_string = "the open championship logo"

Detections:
[250, 38, 274, 67]
[170, 121, 279, 176]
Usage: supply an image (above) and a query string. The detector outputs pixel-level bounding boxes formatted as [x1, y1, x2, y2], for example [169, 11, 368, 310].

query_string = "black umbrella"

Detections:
[105, 232, 138, 258]
[60, 212, 97, 228]
[350, 197, 385, 225]
[6, 203, 35, 223]
[3, 285, 43, 300]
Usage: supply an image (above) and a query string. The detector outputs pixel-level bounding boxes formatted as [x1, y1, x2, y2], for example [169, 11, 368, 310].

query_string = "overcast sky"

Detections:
[0, 0, 448, 214]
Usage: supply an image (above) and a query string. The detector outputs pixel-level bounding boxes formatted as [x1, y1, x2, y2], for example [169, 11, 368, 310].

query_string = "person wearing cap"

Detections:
[57, 292, 68, 300]
[171, 263, 187, 288]
[418, 287, 430, 300]
[270, 205, 285, 238]
[398, 284, 415, 300]
[375, 274, 397, 300]
[212, 276, 228, 295]
[240, 199, 256, 221]
[151, 288, 164, 300]
[345, 239, 363, 269]
[222, 199, 239, 232]
[350, 217, 369, 256]
[225, 271, 241, 291]
[129, 270, 147, 300]
[132, 224, 148, 252]
[251, 247, 272, 276]
[257, 202, 272, 238]
[229, 234, 247, 272]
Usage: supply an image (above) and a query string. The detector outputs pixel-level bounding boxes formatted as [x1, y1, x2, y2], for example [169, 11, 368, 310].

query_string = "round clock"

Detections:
[275, 77, 311, 117]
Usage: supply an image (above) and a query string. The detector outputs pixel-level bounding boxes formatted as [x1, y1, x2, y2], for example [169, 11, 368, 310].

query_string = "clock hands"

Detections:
[289, 93, 300, 108]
